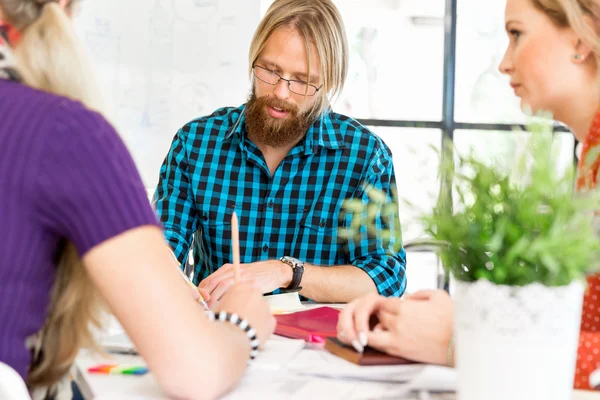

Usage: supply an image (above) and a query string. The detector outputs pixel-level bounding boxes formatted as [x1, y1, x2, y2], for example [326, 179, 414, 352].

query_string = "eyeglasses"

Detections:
[252, 64, 322, 96]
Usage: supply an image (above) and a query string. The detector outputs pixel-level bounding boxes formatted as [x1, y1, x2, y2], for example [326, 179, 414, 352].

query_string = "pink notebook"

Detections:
[274, 306, 340, 341]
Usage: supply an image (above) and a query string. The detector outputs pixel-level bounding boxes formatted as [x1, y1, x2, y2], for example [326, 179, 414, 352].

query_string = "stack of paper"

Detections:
[288, 348, 456, 392]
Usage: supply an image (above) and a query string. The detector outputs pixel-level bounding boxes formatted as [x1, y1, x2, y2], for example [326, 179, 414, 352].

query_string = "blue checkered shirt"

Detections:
[153, 105, 407, 297]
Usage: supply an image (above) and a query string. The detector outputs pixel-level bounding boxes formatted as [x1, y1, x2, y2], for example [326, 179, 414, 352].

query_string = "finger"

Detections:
[337, 299, 360, 345]
[404, 289, 437, 301]
[198, 287, 211, 302]
[199, 266, 233, 293]
[376, 309, 398, 330]
[372, 323, 384, 332]
[208, 277, 235, 307]
[188, 285, 201, 301]
[199, 264, 232, 287]
[352, 294, 387, 348]
[366, 330, 395, 354]
[375, 298, 403, 315]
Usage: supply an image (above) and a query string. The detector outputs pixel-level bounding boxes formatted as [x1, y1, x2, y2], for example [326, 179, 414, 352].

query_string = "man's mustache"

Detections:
[261, 96, 299, 114]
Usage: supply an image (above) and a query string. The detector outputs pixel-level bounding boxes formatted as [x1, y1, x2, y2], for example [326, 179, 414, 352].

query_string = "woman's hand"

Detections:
[337, 290, 454, 365]
[214, 283, 276, 345]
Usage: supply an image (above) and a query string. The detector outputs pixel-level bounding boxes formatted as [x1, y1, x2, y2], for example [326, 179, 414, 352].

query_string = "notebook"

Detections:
[274, 306, 340, 341]
[324, 338, 416, 366]
[263, 292, 305, 314]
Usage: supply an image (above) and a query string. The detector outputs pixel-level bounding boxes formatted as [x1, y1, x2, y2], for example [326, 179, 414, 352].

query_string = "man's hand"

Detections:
[199, 260, 292, 307]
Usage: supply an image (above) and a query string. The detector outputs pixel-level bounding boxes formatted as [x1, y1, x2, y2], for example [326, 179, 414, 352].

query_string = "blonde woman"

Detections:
[338, 0, 600, 390]
[0, 1, 275, 399]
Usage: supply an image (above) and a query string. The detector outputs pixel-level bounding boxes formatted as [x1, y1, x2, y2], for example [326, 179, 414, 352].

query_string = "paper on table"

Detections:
[289, 348, 456, 392]
[408, 366, 456, 392]
[297, 365, 424, 383]
[250, 338, 305, 370]
[297, 365, 456, 391]
[224, 369, 417, 400]
[263, 292, 305, 314]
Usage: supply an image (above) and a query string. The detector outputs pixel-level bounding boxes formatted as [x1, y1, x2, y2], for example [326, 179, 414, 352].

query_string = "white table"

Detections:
[75, 343, 450, 400]
[77, 302, 600, 400]
[74, 338, 599, 400]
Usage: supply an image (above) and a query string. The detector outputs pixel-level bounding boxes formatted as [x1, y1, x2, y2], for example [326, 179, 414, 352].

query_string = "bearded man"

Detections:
[154, 0, 406, 305]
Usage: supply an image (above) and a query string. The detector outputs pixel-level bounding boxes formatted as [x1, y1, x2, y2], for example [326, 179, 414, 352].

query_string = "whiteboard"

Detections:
[74, 0, 262, 186]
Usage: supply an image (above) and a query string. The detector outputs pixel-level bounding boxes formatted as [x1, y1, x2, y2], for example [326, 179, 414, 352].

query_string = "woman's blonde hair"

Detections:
[0, 0, 104, 388]
[248, 0, 349, 119]
[532, 0, 600, 81]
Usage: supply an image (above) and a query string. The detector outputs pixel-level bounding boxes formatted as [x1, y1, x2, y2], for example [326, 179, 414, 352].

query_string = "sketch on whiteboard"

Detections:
[115, 0, 174, 136]
[176, 82, 215, 117]
[173, 23, 214, 73]
[83, 18, 120, 112]
[84, 18, 119, 66]
[172, 0, 219, 23]
[216, 16, 238, 68]
[74, 0, 261, 185]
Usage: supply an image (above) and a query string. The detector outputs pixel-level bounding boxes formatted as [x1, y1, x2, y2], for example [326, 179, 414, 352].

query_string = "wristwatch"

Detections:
[280, 256, 304, 293]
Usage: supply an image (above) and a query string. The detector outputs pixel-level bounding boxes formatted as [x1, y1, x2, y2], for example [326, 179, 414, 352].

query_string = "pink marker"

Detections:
[307, 334, 326, 344]
[88, 364, 118, 374]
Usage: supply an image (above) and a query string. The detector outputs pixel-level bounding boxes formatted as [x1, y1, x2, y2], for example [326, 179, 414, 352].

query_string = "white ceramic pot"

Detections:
[454, 279, 585, 400]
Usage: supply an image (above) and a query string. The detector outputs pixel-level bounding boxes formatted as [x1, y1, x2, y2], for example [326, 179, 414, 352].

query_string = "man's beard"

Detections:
[244, 90, 314, 148]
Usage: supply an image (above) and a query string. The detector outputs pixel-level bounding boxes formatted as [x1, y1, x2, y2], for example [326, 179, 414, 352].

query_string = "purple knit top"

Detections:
[0, 80, 158, 379]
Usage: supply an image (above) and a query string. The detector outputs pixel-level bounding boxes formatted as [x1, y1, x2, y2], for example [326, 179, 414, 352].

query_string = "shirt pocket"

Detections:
[198, 202, 234, 265]
[298, 199, 340, 247]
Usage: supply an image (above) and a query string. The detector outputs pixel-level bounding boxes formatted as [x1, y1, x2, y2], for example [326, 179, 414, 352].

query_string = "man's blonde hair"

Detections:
[248, 0, 349, 118]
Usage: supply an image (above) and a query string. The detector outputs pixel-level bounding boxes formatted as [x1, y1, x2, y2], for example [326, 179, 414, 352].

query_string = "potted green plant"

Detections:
[340, 118, 600, 400]
[420, 119, 600, 400]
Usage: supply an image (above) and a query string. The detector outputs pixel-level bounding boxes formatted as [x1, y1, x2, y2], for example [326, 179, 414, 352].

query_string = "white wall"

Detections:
[74, 0, 262, 187]
[70, 0, 444, 292]
[73, 0, 557, 293]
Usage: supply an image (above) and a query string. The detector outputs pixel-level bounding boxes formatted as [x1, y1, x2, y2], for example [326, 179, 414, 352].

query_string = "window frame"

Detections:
[355, 0, 575, 239]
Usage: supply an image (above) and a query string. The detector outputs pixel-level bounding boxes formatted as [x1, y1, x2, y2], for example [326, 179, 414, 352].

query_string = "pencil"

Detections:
[176, 265, 210, 310]
[231, 211, 241, 283]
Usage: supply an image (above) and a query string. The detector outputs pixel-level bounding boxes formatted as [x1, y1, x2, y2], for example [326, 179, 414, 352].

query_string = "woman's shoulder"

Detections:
[0, 80, 117, 142]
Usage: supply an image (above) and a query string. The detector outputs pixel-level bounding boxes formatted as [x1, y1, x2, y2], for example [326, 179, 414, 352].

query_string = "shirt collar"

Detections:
[222, 105, 347, 154]
[222, 105, 246, 142]
[306, 111, 346, 155]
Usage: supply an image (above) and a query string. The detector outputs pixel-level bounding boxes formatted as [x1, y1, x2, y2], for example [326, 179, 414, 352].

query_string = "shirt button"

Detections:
[319, 220, 326, 228]
[268, 200, 274, 208]
[263, 244, 269, 252]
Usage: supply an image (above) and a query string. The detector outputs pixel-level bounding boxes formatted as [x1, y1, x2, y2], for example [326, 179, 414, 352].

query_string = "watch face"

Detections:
[285, 257, 302, 267]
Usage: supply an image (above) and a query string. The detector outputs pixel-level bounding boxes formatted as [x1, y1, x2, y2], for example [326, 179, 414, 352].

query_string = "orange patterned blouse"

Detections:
[574, 111, 600, 390]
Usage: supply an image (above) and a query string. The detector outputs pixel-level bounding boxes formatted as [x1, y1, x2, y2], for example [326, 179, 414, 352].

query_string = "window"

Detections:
[369, 127, 441, 240]
[333, 0, 444, 121]
[454, 130, 575, 174]
[455, 0, 525, 124]
[260, 0, 576, 248]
